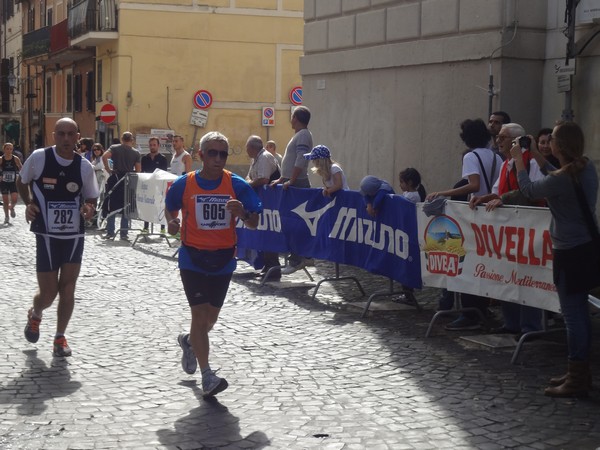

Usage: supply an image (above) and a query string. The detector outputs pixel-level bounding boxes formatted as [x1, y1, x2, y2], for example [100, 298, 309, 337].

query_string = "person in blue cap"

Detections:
[303, 145, 349, 197]
[359, 175, 394, 217]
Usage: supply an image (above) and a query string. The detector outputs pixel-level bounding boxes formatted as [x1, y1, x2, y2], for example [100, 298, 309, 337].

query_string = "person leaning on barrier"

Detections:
[101, 131, 141, 240]
[166, 131, 262, 398]
[511, 121, 598, 398]
[305, 144, 349, 197]
[141, 136, 169, 234]
[245, 135, 280, 190]
[17, 118, 99, 358]
[470, 123, 545, 211]
[427, 118, 503, 331]
[245, 135, 281, 281]
[359, 175, 394, 217]
[469, 123, 545, 338]
[269, 105, 314, 275]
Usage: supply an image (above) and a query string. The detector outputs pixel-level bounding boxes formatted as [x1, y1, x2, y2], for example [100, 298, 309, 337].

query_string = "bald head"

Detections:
[55, 117, 78, 131]
[53, 118, 80, 156]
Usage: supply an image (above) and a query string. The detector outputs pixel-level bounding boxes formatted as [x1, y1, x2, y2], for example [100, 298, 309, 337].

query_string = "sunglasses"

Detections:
[205, 149, 229, 159]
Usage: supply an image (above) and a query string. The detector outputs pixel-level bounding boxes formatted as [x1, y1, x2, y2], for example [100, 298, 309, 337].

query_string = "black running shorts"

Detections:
[36, 234, 85, 272]
[179, 269, 232, 308]
[0, 182, 17, 195]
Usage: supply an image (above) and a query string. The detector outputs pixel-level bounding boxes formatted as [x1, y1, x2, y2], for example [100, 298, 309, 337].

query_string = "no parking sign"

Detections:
[262, 107, 275, 127]
[289, 86, 302, 105]
[193, 90, 213, 109]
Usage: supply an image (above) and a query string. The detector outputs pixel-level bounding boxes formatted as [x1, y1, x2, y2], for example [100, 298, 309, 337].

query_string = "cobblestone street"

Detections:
[2, 204, 600, 449]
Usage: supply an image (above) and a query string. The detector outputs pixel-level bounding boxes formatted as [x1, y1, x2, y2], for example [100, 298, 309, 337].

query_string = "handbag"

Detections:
[571, 178, 600, 295]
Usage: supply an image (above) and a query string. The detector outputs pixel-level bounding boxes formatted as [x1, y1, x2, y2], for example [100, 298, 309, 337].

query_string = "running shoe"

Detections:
[24, 308, 41, 343]
[53, 336, 72, 357]
[10, 208, 15, 218]
[3, 217, 8, 224]
[177, 333, 197, 374]
[202, 369, 228, 397]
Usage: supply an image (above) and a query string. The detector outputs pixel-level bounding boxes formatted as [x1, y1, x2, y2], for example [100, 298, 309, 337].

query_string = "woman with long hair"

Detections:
[513, 121, 599, 397]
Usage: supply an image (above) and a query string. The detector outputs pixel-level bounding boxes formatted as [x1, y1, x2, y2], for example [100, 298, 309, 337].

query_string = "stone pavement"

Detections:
[2, 204, 600, 450]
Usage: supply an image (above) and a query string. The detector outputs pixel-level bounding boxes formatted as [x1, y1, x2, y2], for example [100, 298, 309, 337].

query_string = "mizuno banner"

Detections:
[237, 186, 422, 288]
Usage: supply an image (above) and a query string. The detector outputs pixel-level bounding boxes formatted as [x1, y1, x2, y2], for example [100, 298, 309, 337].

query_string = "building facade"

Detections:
[301, 0, 600, 192]
[0, 0, 24, 148]
[13, 0, 305, 172]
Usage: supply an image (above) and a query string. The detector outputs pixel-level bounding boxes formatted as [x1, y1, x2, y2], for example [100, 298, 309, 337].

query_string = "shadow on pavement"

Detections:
[156, 380, 270, 449]
[0, 349, 81, 416]
[237, 260, 600, 448]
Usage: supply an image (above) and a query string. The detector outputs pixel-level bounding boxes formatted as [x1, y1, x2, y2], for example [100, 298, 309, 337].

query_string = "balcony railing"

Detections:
[68, 0, 118, 40]
[22, 26, 51, 59]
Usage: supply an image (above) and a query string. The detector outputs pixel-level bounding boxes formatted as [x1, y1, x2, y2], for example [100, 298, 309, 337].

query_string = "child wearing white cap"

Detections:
[304, 145, 349, 197]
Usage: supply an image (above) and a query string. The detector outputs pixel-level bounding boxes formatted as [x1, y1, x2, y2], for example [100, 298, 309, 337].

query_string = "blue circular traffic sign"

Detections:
[264, 107, 274, 118]
[193, 90, 213, 109]
[289, 86, 302, 105]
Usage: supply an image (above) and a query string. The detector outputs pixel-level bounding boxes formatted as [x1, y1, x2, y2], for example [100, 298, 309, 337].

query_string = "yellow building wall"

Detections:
[103, 5, 304, 169]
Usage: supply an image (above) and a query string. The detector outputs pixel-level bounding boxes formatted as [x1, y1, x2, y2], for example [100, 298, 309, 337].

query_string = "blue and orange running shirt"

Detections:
[165, 170, 262, 274]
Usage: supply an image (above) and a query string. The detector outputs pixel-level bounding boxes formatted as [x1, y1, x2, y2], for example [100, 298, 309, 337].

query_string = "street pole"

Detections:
[562, 0, 579, 122]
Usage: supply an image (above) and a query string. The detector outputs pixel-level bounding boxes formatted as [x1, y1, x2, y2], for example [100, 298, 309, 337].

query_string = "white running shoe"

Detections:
[177, 333, 197, 374]
[202, 369, 228, 397]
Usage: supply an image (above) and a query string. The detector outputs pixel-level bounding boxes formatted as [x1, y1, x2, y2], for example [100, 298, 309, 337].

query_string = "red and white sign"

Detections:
[99, 104, 117, 124]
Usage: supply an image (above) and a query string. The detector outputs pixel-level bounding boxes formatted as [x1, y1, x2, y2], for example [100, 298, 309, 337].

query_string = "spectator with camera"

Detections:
[511, 121, 598, 398]
[470, 123, 545, 337]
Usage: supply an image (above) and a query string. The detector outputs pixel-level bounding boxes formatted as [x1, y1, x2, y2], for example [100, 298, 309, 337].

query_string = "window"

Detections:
[47, 7, 53, 27]
[66, 73, 73, 113]
[4, 0, 14, 19]
[28, 5, 35, 32]
[96, 60, 103, 101]
[45, 75, 52, 112]
[40, 0, 46, 27]
[74, 74, 82, 112]
[86, 71, 94, 111]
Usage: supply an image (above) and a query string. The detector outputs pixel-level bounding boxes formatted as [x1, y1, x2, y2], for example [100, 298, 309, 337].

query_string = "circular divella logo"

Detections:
[66, 182, 79, 193]
[423, 215, 466, 277]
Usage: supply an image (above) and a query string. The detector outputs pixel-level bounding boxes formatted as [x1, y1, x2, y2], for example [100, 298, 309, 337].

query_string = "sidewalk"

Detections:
[1, 204, 600, 449]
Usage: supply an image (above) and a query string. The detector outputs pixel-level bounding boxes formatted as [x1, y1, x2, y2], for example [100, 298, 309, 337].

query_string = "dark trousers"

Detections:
[263, 251, 280, 269]
[460, 293, 490, 321]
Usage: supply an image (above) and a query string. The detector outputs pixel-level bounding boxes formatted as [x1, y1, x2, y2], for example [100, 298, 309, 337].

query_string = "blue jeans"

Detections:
[556, 270, 591, 361]
[106, 214, 129, 237]
[501, 302, 543, 333]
